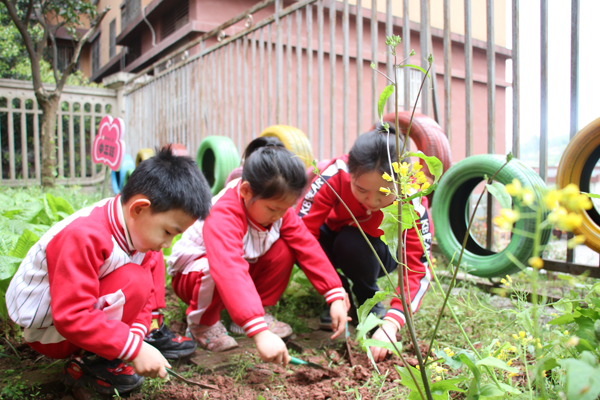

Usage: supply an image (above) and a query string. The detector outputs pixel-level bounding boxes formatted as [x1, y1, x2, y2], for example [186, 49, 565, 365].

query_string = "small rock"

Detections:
[72, 387, 95, 400]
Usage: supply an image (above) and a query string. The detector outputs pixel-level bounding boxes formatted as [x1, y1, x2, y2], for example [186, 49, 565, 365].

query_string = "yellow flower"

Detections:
[392, 162, 399, 174]
[576, 194, 593, 210]
[415, 171, 427, 184]
[421, 182, 431, 191]
[505, 179, 523, 197]
[557, 212, 582, 231]
[393, 200, 398, 206]
[382, 172, 393, 182]
[562, 184, 580, 201]
[380, 187, 391, 195]
[434, 376, 442, 382]
[494, 209, 520, 230]
[509, 372, 518, 378]
[411, 183, 421, 191]
[567, 235, 586, 249]
[507, 275, 513, 283]
[512, 334, 519, 340]
[519, 331, 526, 338]
[548, 207, 568, 226]
[528, 257, 544, 269]
[545, 190, 562, 209]
[537, 342, 543, 349]
[566, 336, 579, 347]
[507, 359, 513, 366]
[564, 330, 569, 335]
[399, 162, 410, 177]
[413, 161, 423, 172]
[501, 278, 508, 285]
[522, 189, 535, 206]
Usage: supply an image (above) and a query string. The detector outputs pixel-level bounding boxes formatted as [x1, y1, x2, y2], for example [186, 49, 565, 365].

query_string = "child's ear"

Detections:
[239, 181, 254, 202]
[129, 198, 152, 219]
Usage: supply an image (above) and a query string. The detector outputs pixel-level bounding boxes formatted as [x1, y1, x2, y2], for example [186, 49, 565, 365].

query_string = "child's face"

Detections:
[126, 199, 196, 253]
[240, 182, 297, 227]
[350, 170, 396, 212]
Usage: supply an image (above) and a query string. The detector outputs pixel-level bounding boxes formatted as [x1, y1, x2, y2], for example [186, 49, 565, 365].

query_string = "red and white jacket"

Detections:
[6, 196, 155, 361]
[167, 179, 345, 337]
[297, 155, 434, 330]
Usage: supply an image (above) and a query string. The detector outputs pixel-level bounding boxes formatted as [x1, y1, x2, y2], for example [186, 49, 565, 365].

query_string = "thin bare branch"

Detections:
[33, 7, 49, 63]
[1, 0, 44, 91]
[55, 7, 110, 93]
[23, 0, 34, 28]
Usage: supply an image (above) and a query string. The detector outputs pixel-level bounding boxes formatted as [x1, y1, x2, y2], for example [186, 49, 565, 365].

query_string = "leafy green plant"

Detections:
[0, 189, 78, 321]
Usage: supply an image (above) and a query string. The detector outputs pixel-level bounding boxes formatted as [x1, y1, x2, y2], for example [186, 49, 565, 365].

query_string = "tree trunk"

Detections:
[37, 93, 59, 188]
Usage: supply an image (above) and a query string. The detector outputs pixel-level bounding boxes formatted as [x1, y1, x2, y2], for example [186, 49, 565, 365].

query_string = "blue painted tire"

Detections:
[111, 154, 135, 194]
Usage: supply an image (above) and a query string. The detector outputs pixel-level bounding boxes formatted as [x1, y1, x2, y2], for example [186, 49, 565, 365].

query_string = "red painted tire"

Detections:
[163, 143, 190, 157]
[374, 112, 452, 179]
[225, 166, 243, 186]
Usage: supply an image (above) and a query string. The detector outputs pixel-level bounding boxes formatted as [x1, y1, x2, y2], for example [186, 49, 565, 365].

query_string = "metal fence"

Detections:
[124, 0, 470, 160]
[0, 79, 118, 186]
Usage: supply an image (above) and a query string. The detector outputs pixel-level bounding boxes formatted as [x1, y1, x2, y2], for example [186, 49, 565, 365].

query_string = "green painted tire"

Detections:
[196, 136, 240, 196]
[431, 154, 550, 278]
[123, 168, 135, 187]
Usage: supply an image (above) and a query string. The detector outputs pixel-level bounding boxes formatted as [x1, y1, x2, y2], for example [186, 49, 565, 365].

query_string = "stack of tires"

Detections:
[557, 117, 600, 252]
[432, 155, 551, 278]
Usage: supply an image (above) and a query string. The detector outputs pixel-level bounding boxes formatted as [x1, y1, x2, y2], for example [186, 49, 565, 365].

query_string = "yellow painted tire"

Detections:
[259, 125, 314, 167]
[556, 117, 600, 252]
[135, 148, 155, 166]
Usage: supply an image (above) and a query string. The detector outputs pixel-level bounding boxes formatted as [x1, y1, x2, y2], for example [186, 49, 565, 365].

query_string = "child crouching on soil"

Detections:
[297, 124, 434, 362]
[6, 147, 212, 395]
[167, 137, 349, 365]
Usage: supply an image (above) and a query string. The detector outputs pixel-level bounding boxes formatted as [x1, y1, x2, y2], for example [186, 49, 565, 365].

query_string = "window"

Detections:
[125, 38, 142, 66]
[121, 0, 141, 32]
[56, 44, 79, 72]
[396, 68, 423, 108]
[109, 19, 116, 59]
[161, 0, 189, 40]
[91, 35, 101, 74]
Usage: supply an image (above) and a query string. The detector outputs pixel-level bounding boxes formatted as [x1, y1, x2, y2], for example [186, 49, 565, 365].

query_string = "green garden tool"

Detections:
[289, 356, 337, 375]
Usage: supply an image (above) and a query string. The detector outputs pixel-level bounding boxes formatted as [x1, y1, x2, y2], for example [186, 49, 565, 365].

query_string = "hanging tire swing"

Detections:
[197, 136, 240, 196]
[259, 125, 314, 168]
[135, 148, 155, 166]
[431, 154, 550, 278]
[111, 154, 135, 195]
[376, 111, 453, 179]
[557, 117, 600, 252]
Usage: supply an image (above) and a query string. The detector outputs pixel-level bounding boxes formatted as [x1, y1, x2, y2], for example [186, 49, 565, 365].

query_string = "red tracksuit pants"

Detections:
[28, 252, 166, 359]
[172, 239, 294, 327]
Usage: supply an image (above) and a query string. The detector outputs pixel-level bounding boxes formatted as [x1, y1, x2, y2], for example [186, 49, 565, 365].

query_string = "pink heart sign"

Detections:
[92, 116, 126, 171]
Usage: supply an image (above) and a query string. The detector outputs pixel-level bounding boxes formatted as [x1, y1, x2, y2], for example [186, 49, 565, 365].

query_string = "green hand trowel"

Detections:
[289, 356, 337, 375]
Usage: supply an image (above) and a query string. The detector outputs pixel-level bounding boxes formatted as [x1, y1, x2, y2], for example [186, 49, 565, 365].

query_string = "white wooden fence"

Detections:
[0, 79, 117, 186]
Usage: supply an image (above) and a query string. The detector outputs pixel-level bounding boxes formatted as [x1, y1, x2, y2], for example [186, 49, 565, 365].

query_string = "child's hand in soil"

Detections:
[132, 341, 172, 378]
[329, 299, 350, 339]
[253, 330, 291, 366]
[370, 320, 399, 362]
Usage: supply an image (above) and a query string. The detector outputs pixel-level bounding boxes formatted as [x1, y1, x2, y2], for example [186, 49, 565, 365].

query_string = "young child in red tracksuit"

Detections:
[168, 137, 349, 365]
[6, 148, 212, 395]
[297, 124, 434, 362]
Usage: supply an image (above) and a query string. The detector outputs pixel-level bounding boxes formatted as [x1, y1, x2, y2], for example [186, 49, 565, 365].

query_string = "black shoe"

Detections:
[144, 322, 197, 359]
[319, 307, 333, 330]
[61, 353, 144, 395]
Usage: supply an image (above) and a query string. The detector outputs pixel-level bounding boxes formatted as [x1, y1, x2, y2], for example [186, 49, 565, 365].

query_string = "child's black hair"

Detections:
[121, 146, 212, 219]
[241, 136, 307, 201]
[348, 123, 403, 177]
